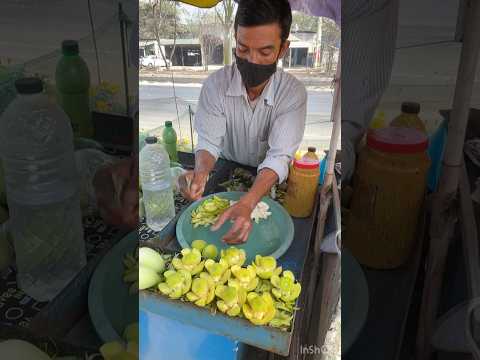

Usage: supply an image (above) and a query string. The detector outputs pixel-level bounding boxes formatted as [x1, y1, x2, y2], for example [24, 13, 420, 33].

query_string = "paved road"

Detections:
[140, 82, 334, 152]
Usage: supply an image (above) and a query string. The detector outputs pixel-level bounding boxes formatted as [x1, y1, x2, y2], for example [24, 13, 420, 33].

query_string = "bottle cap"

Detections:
[401, 101, 420, 114]
[367, 127, 428, 153]
[62, 40, 79, 56]
[307, 146, 317, 153]
[145, 136, 158, 144]
[294, 159, 320, 169]
[165, 121, 173, 127]
[15, 78, 43, 94]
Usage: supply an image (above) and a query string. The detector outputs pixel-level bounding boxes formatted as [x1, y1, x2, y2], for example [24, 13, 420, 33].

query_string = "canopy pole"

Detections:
[87, 0, 101, 85]
[416, 1, 480, 358]
[119, 3, 130, 117]
[304, 58, 341, 353]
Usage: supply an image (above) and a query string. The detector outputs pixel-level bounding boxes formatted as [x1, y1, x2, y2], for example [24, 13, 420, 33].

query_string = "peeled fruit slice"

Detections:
[0, 339, 52, 360]
[126, 341, 139, 358]
[139, 266, 161, 290]
[0, 161, 6, 207]
[100, 341, 125, 359]
[109, 352, 138, 360]
[191, 239, 207, 251]
[123, 322, 139, 343]
[202, 244, 218, 260]
[0, 208, 13, 271]
[139, 247, 165, 273]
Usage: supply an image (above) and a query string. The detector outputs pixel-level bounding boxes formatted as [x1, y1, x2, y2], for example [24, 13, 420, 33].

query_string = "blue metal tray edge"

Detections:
[139, 290, 293, 356]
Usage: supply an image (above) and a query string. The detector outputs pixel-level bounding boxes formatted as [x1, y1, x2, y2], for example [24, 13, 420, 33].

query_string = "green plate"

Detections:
[88, 231, 138, 343]
[176, 191, 294, 263]
[342, 249, 369, 354]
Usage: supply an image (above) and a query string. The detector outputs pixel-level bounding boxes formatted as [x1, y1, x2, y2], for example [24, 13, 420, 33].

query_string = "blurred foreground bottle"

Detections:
[56, 40, 93, 139]
[162, 121, 179, 163]
[0, 78, 86, 301]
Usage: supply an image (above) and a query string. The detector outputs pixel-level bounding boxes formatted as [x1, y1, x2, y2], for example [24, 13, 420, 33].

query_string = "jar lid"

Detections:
[367, 127, 428, 154]
[401, 101, 420, 114]
[294, 159, 320, 169]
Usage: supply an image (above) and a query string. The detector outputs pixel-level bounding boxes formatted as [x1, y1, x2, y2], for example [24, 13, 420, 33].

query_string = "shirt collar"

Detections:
[226, 63, 276, 106]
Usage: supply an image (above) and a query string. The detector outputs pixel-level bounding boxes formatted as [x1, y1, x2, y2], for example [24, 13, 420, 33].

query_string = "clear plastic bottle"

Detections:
[139, 136, 175, 231]
[0, 78, 86, 301]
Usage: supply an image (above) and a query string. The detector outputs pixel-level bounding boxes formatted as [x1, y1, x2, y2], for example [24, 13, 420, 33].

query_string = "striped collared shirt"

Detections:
[194, 64, 307, 183]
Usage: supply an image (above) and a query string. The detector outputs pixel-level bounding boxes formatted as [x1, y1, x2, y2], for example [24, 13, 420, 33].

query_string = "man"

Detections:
[95, 0, 400, 235]
[178, 0, 307, 244]
[342, 0, 399, 182]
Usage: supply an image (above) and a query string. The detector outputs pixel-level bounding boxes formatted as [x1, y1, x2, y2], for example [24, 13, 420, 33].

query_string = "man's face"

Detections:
[235, 23, 289, 65]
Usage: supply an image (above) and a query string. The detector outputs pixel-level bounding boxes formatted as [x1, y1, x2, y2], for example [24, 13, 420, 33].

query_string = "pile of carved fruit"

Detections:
[138, 241, 301, 331]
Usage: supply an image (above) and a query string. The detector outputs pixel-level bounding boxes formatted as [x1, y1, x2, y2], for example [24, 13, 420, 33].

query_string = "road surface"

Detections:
[140, 82, 334, 152]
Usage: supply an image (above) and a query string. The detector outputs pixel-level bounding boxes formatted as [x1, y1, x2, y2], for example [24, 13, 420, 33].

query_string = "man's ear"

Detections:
[279, 40, 290, 59]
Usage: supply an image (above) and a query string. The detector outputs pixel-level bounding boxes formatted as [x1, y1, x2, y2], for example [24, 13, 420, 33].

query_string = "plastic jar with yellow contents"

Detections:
[284, 159, 320, 218]
[344, 127, 430, 269]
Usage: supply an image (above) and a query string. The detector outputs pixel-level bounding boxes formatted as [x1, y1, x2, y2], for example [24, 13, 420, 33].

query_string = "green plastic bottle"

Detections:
[162, 121, 178, 162]
[55, 40, 93, 138]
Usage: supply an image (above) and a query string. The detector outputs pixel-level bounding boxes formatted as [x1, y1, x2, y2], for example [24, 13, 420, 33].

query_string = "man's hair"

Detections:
[234, 0, 292, 42]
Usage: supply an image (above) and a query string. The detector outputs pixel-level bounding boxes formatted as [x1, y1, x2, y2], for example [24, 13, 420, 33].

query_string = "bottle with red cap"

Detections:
[344, 126, 430, 269]
[284, 148, 320, 218]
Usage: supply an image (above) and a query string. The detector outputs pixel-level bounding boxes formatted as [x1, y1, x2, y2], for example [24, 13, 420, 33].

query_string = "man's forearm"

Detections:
[240, 168, 278, 210]
[194, 150, 217, 176]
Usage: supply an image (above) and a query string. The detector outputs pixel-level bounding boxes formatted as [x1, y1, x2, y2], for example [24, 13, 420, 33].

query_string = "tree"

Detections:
[193, 10, 222, 70]
[140, 0, 186, 68]
[200, 34, 222, 70]
[292, 11, 318, 32]
[321, 18, 340, 73]
[214, 0, 236, 65]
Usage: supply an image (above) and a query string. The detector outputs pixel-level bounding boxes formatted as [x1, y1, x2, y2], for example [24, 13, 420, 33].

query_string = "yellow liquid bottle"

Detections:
[302, 147, 319, 162]
[390, 102, 427, 134]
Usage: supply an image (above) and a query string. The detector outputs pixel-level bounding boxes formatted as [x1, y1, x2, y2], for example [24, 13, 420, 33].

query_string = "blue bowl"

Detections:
[176, 191, 294, 263]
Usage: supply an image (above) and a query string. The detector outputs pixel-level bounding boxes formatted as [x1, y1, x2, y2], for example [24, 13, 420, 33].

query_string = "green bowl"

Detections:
[88, 231, 138, 342]
[176, 191, 294, 263]
[342, 249, 369, 354]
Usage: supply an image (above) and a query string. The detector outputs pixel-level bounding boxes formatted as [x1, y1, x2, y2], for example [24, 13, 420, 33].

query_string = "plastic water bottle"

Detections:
[139, 136, 175, 231]
[0, 78, 86, 301]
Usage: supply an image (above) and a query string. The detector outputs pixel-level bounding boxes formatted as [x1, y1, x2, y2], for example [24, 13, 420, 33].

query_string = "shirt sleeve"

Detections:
[341, 0, 399, 182]
[258, 84, 307, 183]
[194, 76, 226, 160]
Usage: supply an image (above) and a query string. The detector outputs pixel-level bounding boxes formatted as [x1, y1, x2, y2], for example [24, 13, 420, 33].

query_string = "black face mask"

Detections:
[235, 53, 277, 88]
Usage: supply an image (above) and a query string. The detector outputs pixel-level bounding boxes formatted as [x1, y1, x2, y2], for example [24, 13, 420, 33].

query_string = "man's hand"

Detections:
[211, 199, 254, 244]
[93, 156, 138, 230]
[179, 149, 216, 201]
[212, 168, 279, 244]
[178, 170, 209, 201]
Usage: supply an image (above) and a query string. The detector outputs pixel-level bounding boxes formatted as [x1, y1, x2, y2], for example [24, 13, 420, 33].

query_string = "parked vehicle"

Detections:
[140, 55, 171, 69]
